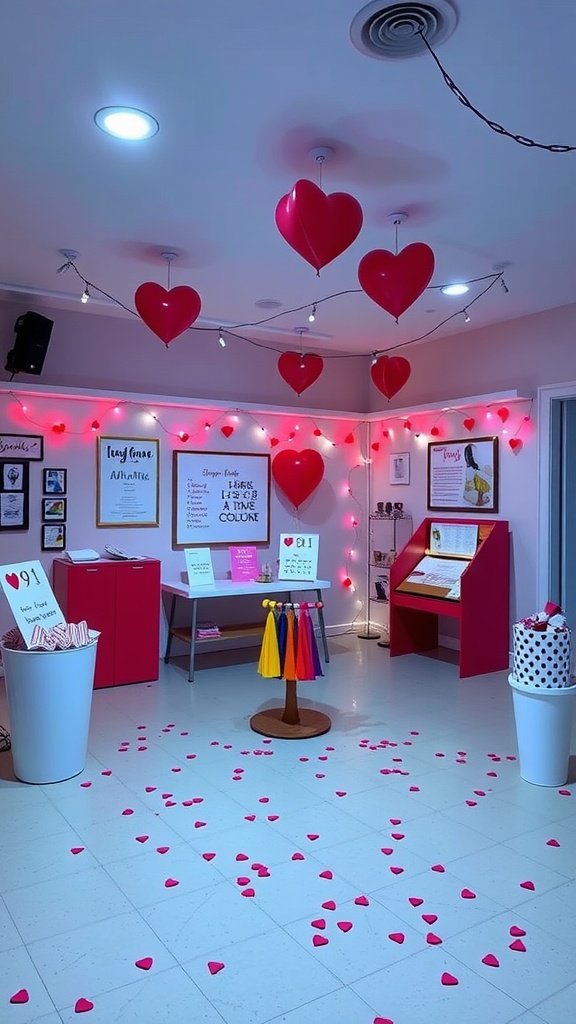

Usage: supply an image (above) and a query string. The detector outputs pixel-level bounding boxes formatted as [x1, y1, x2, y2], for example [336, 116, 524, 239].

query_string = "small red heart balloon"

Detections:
[509, 438, 523, 453]
[463, 417, 475, 431]
[275, 179, 363, 273]
[135, 282, 201, 346]
[497, 407, 510, 422]
[272, 449, 324, 508]
[277, 352, 324, 396]
[358, 243, 435, 319]
[371, 355, 411, 400]
[344, 433, 355, 444]
[221, 426, 234, 438]
[269, 437, 280, 447]
[371, 442, 380, 451]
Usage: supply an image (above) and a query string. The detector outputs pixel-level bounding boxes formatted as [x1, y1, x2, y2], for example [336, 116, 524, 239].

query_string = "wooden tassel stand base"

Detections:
[250, 679, 331, 739]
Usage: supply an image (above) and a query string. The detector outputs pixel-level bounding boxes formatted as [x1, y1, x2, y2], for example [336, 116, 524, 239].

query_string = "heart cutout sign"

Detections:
[284, 536, 294, 546]
[278, 352, 324, 396]
[358, 242, 435, 319]
[272, 449, 324, 508]
[5, 572, 19, 589]
[275, 179, 363, 273]
[135, 282, 201, 346]
[371, 355, 411, 400]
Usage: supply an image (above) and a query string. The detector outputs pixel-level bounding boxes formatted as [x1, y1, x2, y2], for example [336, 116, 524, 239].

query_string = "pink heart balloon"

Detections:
[358, 243, 435, 319]
[276, 179, 363, 273]
[272, 449, 325, 508]
[135, 282, 201, 346]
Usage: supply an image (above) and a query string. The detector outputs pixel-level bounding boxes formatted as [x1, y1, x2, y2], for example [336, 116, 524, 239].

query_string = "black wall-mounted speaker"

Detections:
[5, 311, 54, 376]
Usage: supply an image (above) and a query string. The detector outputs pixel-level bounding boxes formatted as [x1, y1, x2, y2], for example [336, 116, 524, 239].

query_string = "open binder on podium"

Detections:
[395, 522, 478, 601]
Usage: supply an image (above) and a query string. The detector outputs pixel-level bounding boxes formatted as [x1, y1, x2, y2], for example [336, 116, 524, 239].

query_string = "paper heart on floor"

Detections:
[408, 897, 424, 907]
[466, 800, 477, 806]
[426, 933, 442, 945]
[134, 282, 201, 346]
[431, 864, 445, 872]
[319, 870, 333, 879]
[381, 848, 394, 856]
[391, 833, 405, 840]
[236, 853, 249, 861]
[245, 815, 256, 822]
[509, 938, 527, 952]
[70, 847, 85, 855]
[482, 953, 499, 967]
[101, 770, 112, 776]
[241, 888, 255, 897]
[10, 990, 29, 1004]
[388, 932, 405, 944]
[237, 877, 251, 886]
[135, 957, 153, 971]
[422, 914, 438, 924]
[312, 934, 329, 947]
[208, 961, 225, 975]
[519, 880, 535, 890]
[145, 786, 156, 793]
[390, 866, 404, 875]
[156, 847, 170, 854]
[509, 925, 526, 936]
[311, 918, 326, 930]
[267, 814, 279, 822]
[80, 781, 91, 788]
[194, 821, 206, 828]
[546, 838, 560, 847]
[122, 809, 134, 816]
[441, 973, 459, 986]
[322, 900, 337, 910]
[354, 895, 370, 906]
[135, 836, 149, 843]
[461, 888, 476, 899]
[307, 834, 320, 841]
[182, 800, 194, 806]
[164, 878, 179, 887]
[335, 791, 347, 797]
[202, 852, 216, 861]
[373, 1018, 394, 1024]
[74, 998, 94, 1013]
[292, 852, 305, 860]
[337, 921, 353, 932]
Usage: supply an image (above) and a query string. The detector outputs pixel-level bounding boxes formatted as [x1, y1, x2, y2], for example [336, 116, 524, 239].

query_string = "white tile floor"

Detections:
[1, 635, 575, 1024]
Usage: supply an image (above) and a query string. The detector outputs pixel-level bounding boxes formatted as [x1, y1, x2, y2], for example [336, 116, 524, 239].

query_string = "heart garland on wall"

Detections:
[370, 355, 412, 400]
[134, 283, 202, 346]
[358, 243, 435, 320]
[272, 449, 325, 508]
[275, 179, 363, 273]
[277, 352, 324, 396]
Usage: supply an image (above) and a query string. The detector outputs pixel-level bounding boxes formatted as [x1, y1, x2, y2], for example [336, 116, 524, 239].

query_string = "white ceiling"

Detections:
[1, 0, 575, 358]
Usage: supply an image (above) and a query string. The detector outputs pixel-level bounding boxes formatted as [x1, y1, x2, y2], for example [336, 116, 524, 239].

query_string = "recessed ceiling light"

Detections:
[441, 283, 469, 296]
[94, 106, 159, 140]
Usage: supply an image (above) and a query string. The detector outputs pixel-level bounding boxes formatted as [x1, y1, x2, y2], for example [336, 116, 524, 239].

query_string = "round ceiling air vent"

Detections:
[350, 1, 458, 60]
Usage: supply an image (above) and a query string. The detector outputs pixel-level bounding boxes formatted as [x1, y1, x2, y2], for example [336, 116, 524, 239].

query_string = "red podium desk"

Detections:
[389, 519, 509, 679]
[52, 558, 161, 688]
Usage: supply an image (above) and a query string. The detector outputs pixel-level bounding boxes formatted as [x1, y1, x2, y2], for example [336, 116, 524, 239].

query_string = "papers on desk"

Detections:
[396, 555, 469, 600]
[184, 548, 215, 587]
[277, 533, 319, 581]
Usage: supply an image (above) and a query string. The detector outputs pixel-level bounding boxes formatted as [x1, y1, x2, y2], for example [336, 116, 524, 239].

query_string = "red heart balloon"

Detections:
[275, 179, 363, 273]
[358, 243, 435, 319]
[278, 352, 324, 396]
[509, 438, 523, 453]
[497, 407, 509, 422]
[272, 449, 324, 508]
[463, 417, 475, 431]
[135, 283, 201, 346]
[370, 355, 411, 400]
[221, 425, 234, 438]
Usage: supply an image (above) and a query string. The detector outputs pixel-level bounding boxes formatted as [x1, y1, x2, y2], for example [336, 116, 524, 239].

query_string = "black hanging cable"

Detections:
[417, 28, 576, 152]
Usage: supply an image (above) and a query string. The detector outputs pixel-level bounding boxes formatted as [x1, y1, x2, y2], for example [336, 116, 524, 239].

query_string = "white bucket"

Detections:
[509, 673, 576, 787]
[1, 632, 99, 784]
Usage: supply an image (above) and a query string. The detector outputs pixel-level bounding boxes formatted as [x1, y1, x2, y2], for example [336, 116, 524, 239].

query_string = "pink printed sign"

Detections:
[229, 546, 259, 582]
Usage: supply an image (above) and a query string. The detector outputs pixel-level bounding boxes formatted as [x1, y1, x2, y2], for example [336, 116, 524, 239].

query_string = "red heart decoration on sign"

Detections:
[272, 449, 324, 508]
[358, 243, 435, 319]
[284, 537, 294, 546]
[5, 572, 19, 589]
[135, 282, 201, 346]
[275, 179, 363, 273]
[278, 352, 324, 396]
[509, 438, 523, 453]
[463, 417, 475, 431]
[370, 355, 411, 400]
[221, 425, 234, 438]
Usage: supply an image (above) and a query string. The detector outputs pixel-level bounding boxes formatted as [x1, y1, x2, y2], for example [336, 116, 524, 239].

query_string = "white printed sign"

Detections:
[184, 548, 215, 588]
[0, 560, 64, 647]
[277, 533, 319, 581]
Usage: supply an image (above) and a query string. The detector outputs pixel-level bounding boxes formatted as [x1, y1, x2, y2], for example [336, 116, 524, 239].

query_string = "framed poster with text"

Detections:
[427, 436, 499, 513]
[97, 436, 160, 527]
[172, 450, 270, 548]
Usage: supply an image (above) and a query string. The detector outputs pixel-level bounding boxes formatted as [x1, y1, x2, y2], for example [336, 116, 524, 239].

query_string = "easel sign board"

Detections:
[0, 560, 64, 646]
[395, 555, 469, 601]
[277, 533, 319, 581]
[184, 548, 215, 588]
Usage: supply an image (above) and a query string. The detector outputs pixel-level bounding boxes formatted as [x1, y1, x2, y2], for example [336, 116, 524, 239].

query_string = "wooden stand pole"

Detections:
[250, 677, 331, 739]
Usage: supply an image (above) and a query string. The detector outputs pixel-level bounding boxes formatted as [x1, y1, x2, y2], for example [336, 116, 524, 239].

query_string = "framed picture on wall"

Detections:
[172, 450, 270, 548]
[41, 523, 66, 551]
[96, 436, 159, 527]
[427, 436, 499, 513]
[43, 468, 67, 495]
[0, 460, 29, 531]
[42, 497, 66, 522]
[389, 452, 410, 485]
[0, 434, 44, 461]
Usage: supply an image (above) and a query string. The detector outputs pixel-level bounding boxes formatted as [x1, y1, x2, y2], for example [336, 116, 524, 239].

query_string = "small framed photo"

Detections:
[41, 523, 66, 551]
[3, 462, 25, 491]
[42, 497, 66, 522]
[389, 452, 410, 485]
[43, 468, 67, 495]
[0, 460, 29, 531]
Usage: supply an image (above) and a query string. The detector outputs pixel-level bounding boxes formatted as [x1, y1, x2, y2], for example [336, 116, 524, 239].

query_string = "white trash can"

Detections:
[509, 673, 576, 787]
[1, 632, 99, 784]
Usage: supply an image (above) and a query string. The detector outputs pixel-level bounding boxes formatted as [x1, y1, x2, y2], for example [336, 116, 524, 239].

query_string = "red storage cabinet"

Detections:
[52, 558, 161, 688]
